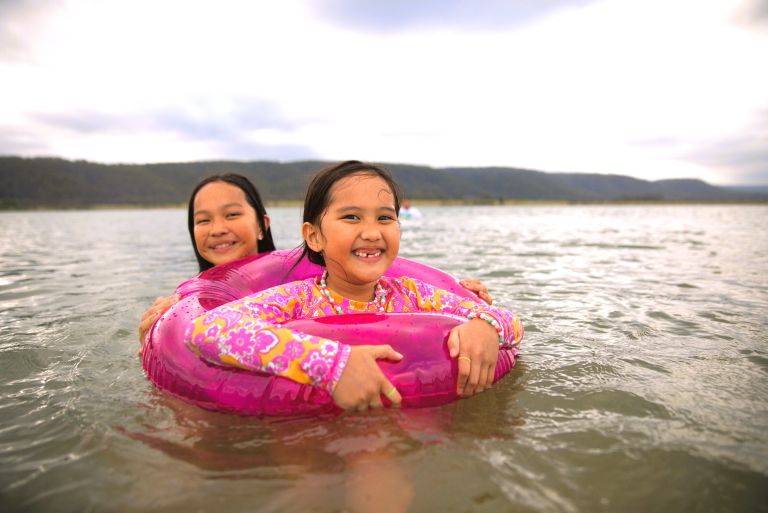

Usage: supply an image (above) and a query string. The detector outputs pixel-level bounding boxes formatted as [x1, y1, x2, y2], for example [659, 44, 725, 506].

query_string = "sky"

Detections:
[1, 0, 767, 184]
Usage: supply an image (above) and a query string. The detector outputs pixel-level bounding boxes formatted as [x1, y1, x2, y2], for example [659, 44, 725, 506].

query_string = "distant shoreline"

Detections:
[2, 198, 767, 212]
[3, 157, 765, 208]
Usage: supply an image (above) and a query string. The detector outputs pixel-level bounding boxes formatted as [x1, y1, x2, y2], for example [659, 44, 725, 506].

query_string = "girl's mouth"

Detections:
[353, 249, 382, 258]
[210, 241, 236, 252]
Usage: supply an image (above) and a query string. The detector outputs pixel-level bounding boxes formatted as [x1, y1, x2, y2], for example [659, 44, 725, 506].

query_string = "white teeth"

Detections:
[211, 242, 234, 250]
[354, 250, 381, 258]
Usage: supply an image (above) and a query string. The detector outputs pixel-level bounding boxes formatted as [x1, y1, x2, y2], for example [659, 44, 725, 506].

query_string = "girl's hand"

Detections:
[332, 345, 404, 411]
[446, 319, 500, 396]
[137, 294, 180, 355]
[459, 278, 493, 305]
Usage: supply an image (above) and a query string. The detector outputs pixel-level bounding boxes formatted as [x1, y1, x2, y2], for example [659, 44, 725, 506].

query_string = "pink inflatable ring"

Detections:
[141, 250, 518, 416]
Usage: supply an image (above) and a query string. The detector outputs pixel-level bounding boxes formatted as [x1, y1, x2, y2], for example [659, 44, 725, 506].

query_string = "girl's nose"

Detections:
[210, 218, 229, 235]
[360, 225, 382, 241]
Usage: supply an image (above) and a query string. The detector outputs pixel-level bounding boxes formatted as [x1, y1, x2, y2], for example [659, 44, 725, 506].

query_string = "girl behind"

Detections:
[138, 174, 275, 345]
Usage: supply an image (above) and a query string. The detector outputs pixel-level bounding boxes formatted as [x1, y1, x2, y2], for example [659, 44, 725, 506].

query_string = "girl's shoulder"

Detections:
[277, 276, 318, 293]
[380, 275, 434, 295]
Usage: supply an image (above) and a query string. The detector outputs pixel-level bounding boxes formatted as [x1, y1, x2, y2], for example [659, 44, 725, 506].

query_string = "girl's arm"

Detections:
[395, 277, 524, 397]
[138, 293, 180, 354]
[459, 278, 493, 305]
[184, 281, 349, 395]
[397, 277, 523, 347]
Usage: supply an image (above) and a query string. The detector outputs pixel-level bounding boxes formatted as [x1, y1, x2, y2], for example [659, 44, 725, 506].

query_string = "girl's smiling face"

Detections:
[303, 174, 400, 301]
[193, 181, 269, 267]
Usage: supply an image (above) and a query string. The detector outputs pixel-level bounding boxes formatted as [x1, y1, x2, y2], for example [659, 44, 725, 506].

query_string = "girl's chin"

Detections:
[327, 267, 380, 284]
[204, 251, 242, 266]
[348, 267, 391, 284]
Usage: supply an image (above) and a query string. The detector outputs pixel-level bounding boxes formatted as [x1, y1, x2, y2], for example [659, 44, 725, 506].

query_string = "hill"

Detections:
[0, 156, 764, 209]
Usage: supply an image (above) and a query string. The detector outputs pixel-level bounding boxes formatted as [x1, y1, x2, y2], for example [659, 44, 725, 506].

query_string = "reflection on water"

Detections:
[0, 205, 767, 513]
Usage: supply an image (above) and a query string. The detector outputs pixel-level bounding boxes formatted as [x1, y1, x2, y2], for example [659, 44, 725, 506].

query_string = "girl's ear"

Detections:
[302, 222, 324, 252]
[258, 215, 270, 240]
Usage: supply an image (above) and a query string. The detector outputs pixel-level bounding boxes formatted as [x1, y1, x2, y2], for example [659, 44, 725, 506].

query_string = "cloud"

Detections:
[1, 0, 767, 184]
[1, 96, 320, 163]
[624, 111, 768, 184]
[0, 126, 54, 155]
[0, 0, 47, 60]
[312, 0, 597, 31]
[733, 0, 768, 26]
[684, 112, 768, 184]
[30, 110, 127, 134]
[23, 94, 309, 138]
[207, 139, 318, 162]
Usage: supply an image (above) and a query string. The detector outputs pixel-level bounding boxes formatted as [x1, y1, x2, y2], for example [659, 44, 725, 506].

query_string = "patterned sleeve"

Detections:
[184, 280, 350, 394]
[394, 277, 524, 348]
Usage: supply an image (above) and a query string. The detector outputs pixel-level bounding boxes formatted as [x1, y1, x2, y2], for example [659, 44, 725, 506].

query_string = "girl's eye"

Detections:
[195, 218, 210, 225]
[342, 214, 360, 221]
[226, 212, 242, 219]
[379, 215, 395, 222]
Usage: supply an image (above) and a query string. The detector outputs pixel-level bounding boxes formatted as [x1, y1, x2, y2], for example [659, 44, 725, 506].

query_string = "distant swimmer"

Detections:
[400, 199, 423, 220]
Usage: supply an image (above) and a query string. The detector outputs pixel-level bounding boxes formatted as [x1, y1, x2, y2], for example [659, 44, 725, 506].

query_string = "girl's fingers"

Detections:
[477, 365, 493, 392]
[369, 392, 385, 409]
[333, 346, 404, 411]
[456, 353, 471, 395]
[145, 295, 178, 320]
[464, 356, 483, 396]
[486, 363, 496, 390]
[381, 380, 402, 407]
[459, 279, 492, 301]
[380, 373, 401, 406]
[447, 327, 461, 358]
[369, 344, 404, 362]
[453, 319, 503, 396]
[351, 383, 397, 412]
[476, 365, 490, 393]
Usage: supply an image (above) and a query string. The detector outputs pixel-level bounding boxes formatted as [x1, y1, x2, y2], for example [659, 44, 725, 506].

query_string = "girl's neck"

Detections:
[324, 272, 379, 302]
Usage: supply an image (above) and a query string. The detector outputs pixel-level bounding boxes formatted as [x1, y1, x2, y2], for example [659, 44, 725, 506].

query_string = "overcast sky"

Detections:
[1, 0, 766, 184]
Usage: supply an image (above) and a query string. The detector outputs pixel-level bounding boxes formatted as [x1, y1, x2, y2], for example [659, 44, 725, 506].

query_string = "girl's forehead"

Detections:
[195, 181, 246, 205]
[328, 174, 393, 202]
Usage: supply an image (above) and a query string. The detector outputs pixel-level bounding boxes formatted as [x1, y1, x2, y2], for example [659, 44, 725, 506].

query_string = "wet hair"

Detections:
[187, 173, 276, 271]
[298, 160, 401, 267]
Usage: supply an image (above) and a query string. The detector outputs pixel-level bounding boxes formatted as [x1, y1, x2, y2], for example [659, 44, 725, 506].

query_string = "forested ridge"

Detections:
[0, 156, 763, 209]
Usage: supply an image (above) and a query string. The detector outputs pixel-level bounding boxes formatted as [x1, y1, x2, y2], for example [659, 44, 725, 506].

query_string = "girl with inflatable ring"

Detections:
[183, 161, 523, 412]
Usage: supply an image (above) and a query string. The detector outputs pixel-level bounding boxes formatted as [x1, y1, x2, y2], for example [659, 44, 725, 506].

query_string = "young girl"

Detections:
[184, 161, 523, 410]
[138, 173, 493, 345]
[137, 173, 276, 346]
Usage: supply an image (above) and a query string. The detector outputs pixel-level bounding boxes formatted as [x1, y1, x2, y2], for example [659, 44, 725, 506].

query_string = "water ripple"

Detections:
[1, 206, 767, 512]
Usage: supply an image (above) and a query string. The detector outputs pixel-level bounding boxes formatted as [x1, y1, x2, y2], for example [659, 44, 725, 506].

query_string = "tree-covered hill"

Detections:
[0, 156, 763, 209]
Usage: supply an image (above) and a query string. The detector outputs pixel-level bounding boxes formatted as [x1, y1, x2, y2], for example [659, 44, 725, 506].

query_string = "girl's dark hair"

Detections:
[187, 173, 276, 271]
[298, 160, 401, 267]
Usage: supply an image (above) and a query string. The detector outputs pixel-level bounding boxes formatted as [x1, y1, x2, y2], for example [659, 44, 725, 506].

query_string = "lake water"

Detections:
[0, 205, 766, 513]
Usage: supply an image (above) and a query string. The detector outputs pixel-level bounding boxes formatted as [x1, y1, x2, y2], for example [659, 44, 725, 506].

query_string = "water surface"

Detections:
[0, 205, 766, 512]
